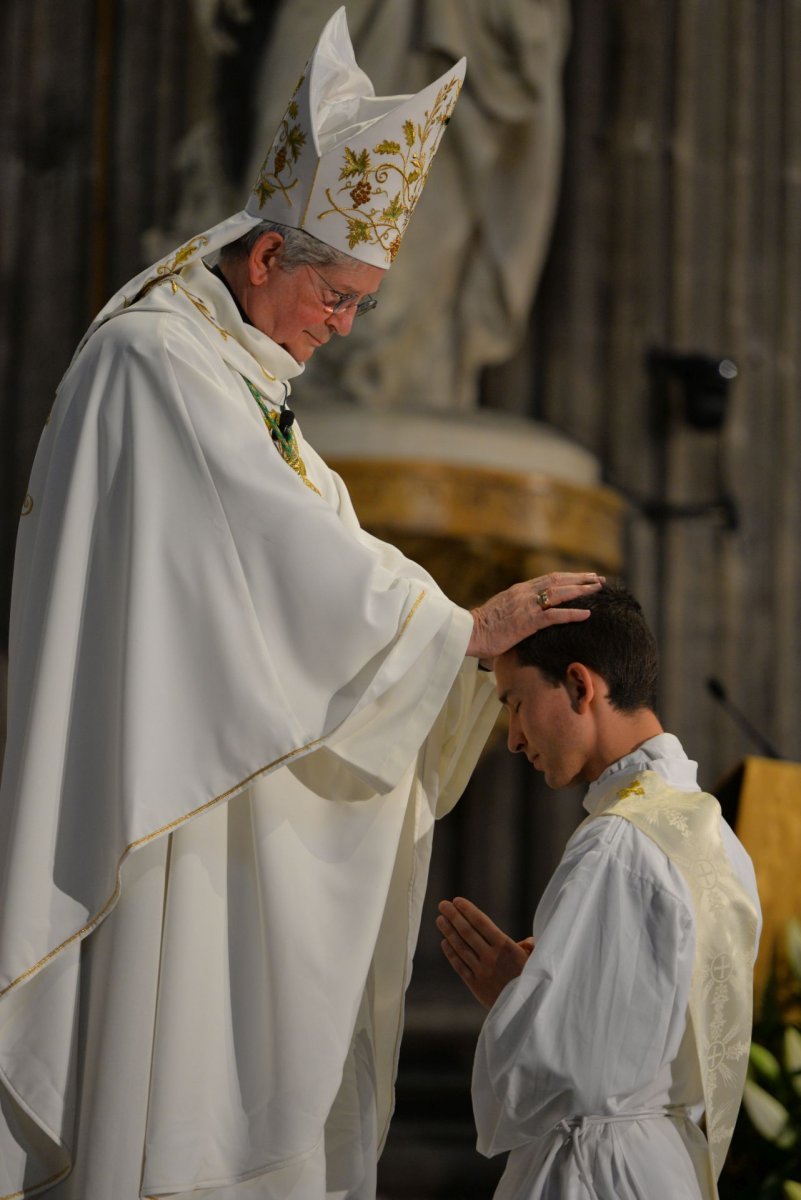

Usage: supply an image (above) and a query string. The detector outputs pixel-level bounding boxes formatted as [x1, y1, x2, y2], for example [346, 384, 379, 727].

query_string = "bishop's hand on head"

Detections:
[467, 572, 604, 664]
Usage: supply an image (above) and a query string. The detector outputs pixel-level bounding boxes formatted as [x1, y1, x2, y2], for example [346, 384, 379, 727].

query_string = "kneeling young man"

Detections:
[437, 585, 760, 1200]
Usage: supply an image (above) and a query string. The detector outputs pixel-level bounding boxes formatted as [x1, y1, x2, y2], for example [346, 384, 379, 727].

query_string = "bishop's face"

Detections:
[249, 252, 385, 364]
[494, 652, 595, 790]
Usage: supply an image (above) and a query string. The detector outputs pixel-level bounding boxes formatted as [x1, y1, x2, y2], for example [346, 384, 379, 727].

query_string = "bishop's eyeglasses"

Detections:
[305, 263, 378, 317]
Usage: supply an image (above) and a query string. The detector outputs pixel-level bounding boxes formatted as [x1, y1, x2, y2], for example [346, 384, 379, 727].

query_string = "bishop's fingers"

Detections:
[528, 572, 604, 612]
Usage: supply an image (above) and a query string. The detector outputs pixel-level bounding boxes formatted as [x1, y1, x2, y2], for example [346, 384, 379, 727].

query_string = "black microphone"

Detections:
[278, 406, 295, 435]
[706, 676, 781, 759]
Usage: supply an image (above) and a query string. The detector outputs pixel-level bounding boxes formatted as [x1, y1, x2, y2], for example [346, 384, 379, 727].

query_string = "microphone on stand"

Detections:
[706, 676, 781, 759]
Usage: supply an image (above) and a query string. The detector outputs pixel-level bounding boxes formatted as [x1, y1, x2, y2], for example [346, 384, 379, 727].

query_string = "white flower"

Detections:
[743, 1080, 796, 1147]
[750, 1041, 781, 1082]
[785, 1027, 801, 1097]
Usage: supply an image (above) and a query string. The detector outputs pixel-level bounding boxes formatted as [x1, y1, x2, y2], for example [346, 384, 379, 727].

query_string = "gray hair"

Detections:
[218, 220, 359, 273]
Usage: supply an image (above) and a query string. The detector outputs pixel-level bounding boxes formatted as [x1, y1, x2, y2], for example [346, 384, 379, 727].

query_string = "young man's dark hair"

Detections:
[513, 583, 658, 713]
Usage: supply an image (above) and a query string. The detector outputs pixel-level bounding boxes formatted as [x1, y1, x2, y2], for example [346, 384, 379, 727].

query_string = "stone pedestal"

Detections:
[298, 404, 624, 608]
[297, 405, 627, 1199]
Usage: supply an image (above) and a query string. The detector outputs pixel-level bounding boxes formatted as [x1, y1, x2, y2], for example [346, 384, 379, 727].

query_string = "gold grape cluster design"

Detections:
[252, 76, 307, 208]
[318, 75, 462, 262]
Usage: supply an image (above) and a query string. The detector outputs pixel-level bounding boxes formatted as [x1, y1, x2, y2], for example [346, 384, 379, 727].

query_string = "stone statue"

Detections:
[150, 0, 570, 410]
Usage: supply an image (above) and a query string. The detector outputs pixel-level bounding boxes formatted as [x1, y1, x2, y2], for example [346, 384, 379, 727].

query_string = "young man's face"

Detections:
[494, 651, 594, 790]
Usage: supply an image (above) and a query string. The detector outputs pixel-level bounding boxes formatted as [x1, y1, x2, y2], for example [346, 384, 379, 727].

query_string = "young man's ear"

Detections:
[565, 663, 595, 713]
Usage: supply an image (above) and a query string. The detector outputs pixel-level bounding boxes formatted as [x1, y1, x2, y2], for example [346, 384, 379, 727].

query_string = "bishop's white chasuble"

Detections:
[0, 262, 499, 1199]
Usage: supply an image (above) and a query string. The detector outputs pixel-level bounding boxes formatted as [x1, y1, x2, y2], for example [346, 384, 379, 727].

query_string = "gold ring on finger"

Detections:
[536, 589, 551, 610]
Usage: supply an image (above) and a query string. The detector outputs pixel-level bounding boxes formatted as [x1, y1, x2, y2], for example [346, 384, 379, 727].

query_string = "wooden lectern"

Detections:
[717, 756, 801, 1003]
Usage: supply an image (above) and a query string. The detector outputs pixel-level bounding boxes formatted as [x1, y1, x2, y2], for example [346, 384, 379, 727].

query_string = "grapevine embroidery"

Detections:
[252, 76, 307, 208]
[126, 236, 211, 307]
[317, 75, 462, 262]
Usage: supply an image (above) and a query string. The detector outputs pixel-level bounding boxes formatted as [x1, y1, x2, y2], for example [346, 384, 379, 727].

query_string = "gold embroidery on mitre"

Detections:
[317, 75, 462, 263]
[252, 75, 307, 209]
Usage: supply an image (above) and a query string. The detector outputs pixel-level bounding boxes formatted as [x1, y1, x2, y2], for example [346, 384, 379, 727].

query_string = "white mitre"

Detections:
[246, 7, 465, 267]
[82, 6, 465, 346]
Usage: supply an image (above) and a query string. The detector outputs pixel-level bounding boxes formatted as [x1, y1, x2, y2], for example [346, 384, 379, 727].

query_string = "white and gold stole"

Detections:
[595, 771, 758, 1196]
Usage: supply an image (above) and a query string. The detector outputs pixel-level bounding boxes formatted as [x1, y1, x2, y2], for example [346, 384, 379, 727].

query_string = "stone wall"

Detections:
[523, 0, 801, 787]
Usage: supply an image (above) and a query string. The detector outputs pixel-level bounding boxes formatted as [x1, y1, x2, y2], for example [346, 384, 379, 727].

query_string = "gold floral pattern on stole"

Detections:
[252, 76, 306, 208]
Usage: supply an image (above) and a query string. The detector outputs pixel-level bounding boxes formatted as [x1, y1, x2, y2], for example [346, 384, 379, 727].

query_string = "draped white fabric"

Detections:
[0, 264, 499, 1198]
[472, 735, 761, 1200]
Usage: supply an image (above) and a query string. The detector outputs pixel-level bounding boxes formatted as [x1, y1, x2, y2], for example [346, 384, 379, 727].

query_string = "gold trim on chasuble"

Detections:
[600, 771, 758, 1196]
[125, 234, 212, 306]
[128, 269, 281, 394]
[0, 575, 428, 1003]
[1, 1167, 72, 1200]
[1, 314, 434, 1200]
[0, 736, 333, 1018]
[399, 589, 426, 636]
[133, 271, 235, 347]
